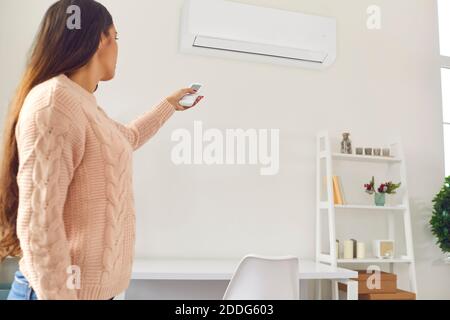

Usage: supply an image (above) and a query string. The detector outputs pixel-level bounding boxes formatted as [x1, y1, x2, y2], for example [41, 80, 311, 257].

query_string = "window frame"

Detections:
[439, 0, 450, 175]
[442, 62, 449, 176]
[442, 60, 450, 126]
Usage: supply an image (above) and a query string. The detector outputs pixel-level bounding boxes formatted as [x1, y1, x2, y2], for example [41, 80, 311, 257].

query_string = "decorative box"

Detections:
[359, 289, 416, 300]
[338, 270, 397, 294]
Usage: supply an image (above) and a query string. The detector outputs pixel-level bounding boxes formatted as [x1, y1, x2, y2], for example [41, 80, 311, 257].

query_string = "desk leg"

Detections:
[331, 280, 339, 300]
[315, 280, 322, 300]
[336, 279, 358, 300]
[299, 280, 309, 300]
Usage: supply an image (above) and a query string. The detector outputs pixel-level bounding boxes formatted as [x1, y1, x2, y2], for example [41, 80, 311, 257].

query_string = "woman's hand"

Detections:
[166, 88, 205, 111]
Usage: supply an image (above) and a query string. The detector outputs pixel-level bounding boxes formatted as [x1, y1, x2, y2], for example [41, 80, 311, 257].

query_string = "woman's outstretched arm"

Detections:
[101, 99, 175, 151]
[101, 88, 204, 151]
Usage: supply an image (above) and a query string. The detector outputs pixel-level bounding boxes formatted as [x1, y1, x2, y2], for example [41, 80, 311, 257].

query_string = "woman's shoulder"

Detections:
[22, 74, 87, 123]
[19, 75, 89, 137]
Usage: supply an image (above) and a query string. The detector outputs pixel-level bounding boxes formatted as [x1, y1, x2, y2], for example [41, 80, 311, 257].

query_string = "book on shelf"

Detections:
[337, 175, 347, 204]
[321, 175, 347, 205]
[332, 175, 346, 205]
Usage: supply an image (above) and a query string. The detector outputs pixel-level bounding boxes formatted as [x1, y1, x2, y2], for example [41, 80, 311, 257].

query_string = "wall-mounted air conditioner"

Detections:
[180, 0, 337, 69]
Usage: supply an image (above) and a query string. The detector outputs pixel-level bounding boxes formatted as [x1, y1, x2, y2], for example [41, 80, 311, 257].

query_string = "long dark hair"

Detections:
[0, 0, 113, 261]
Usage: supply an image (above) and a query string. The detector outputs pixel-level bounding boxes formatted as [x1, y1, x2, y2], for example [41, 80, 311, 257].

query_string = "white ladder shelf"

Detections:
[315, 131, 418, 298]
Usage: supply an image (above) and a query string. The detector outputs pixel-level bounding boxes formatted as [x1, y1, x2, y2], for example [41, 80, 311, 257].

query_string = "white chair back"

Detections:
[223, 254, 299, 300]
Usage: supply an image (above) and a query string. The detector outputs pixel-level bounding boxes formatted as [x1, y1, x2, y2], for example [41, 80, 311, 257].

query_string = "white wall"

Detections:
[0, 0, 448, 299]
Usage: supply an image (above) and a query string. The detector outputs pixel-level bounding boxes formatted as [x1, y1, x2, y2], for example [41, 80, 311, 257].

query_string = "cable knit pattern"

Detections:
[15, 74, 175, 299]
[28, 106, 78, 300]
[88, 106, 132, 284]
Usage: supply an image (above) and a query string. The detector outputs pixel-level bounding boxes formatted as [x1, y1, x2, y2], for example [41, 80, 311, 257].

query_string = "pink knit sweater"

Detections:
[15, 74, 175, 300]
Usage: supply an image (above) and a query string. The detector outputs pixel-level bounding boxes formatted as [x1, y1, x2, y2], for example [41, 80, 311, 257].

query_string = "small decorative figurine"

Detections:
[340, 132, 352, 154]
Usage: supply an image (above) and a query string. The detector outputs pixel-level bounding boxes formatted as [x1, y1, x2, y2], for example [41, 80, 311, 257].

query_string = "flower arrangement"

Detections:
[364, 176, 401, 206]
[364, 176, 401, 194]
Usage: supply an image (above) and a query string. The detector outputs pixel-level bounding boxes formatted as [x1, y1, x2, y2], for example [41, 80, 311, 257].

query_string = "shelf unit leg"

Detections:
[324, 133, 337, 267]
[316, 134, 324, 263]
[408, 262, 418, 296]
[392, 138, 418, 295]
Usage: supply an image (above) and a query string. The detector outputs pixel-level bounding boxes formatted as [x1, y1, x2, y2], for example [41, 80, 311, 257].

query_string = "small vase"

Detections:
[374, 193, 386, 206]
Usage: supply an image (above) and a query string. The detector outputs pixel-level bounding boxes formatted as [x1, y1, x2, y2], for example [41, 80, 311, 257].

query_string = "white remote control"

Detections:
[179, 83, 203, 107]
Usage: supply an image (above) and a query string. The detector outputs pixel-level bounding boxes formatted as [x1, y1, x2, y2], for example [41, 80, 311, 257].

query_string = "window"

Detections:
[438, 0, 450, 175]
[439, 0, 450, 56]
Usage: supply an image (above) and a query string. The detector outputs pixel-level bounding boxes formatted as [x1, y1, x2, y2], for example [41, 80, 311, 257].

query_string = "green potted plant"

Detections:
[430, 176, 450, 263]
[364, 176, 401, 206]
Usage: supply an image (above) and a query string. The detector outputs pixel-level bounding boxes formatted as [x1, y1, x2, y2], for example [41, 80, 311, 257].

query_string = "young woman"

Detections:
[0, 0, 204, 300]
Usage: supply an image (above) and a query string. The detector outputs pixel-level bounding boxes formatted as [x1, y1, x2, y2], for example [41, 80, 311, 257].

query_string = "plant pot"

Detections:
[374, 193, 386, 206]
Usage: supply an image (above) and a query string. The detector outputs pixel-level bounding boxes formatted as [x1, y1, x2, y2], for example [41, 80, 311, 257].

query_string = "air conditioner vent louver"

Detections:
[193, 35, 328, 64]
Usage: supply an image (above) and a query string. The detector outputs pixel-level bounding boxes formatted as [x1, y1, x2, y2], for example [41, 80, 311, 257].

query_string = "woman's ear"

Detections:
[98, 34, 106, 50]
[98, 31, 112, 50]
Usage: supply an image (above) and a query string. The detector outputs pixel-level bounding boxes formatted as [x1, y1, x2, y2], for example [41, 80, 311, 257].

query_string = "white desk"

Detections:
[117, 259, 358, 300]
